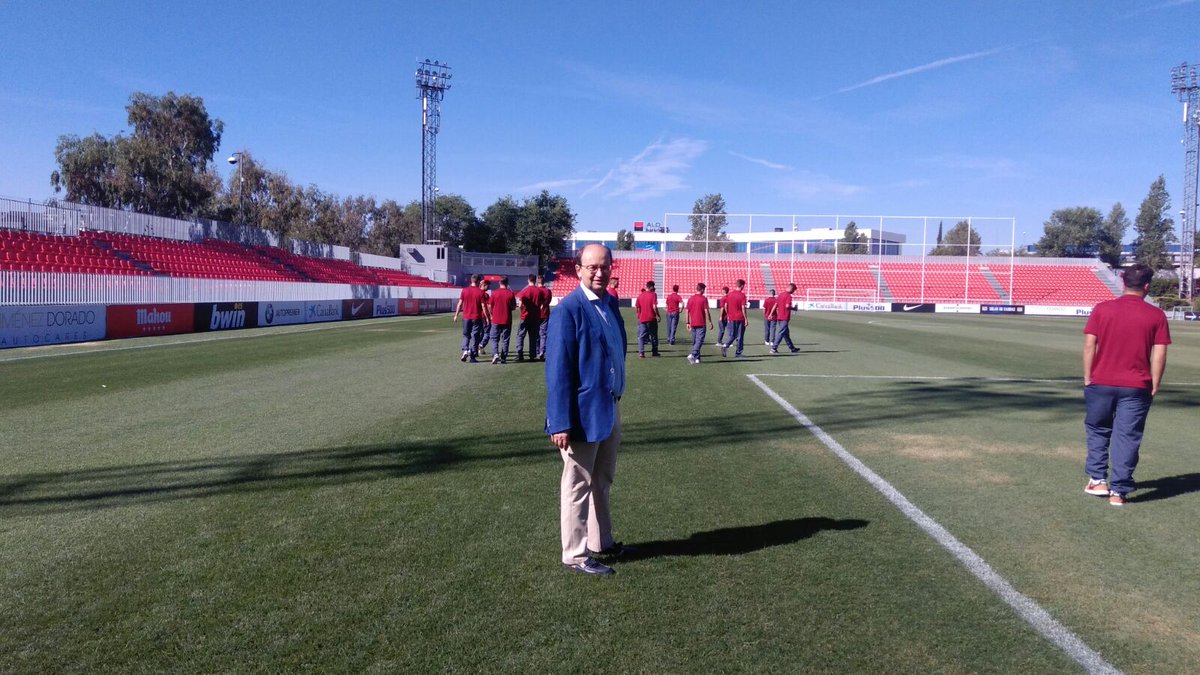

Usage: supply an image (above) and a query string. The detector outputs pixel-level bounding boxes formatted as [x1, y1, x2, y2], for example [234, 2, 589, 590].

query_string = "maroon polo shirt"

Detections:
[1084, 294, 1171, 389]
[666, 292, 682, 313]
[459, 286, 485, 320]
[725, 289, 747, 321]
[489, 287, 516, 326]
[686, 294, 709, 328]
[774, 292, 794, 321]
[635, 290, 658, 323]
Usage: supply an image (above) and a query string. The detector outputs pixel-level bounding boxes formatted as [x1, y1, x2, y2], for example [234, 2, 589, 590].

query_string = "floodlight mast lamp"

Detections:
[416, 59, 452, 246]
[1171, 61, 1199, 299]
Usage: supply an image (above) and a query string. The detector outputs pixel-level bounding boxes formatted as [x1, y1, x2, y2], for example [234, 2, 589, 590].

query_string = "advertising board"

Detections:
[935, 303, 981, 314]
[343, 299, 374, 320]
[195, 302, 258, 332]
[848, 302, 888, 312]
[891, 303, 936, 313]
[305, 301, 343, 323]
[0, 304, 107, 348]
[374, 298, 399, 317]
[804, 301, 847, 312]
[258, 301, 306, 327]
[1023, 305, 1093, 317]
[979, 304, 1026, 315]
[107, 303, 194, 339]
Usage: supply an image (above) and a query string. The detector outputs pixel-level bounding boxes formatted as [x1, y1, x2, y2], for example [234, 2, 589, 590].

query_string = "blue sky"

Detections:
[2, 0, 1199, 249]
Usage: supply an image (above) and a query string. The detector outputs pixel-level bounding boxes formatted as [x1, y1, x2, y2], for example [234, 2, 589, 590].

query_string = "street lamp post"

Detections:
[227, 152, 245, 224]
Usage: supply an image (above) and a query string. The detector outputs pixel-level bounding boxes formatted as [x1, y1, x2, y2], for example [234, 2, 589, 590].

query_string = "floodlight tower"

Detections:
[1171, 62, 1199, 299]
[416, 59, 452, 245]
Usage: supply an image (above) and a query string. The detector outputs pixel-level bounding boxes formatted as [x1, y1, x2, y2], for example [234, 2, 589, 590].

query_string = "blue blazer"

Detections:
[544, 287, 627, 443]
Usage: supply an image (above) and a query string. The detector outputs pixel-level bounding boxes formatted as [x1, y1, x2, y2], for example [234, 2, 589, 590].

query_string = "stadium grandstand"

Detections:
[0, 197, 534, 307]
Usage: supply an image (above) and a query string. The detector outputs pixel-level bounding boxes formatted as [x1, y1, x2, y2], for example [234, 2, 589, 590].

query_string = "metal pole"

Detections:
[920, 217, 928, 304]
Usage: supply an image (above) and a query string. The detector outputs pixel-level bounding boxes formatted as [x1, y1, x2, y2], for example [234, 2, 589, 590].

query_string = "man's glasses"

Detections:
[577, 264, 611, 273]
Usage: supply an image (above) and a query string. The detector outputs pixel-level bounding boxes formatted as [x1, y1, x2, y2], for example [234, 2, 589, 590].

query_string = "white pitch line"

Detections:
[751, 373, 1200, 388]
[747, 373, 1121, 675]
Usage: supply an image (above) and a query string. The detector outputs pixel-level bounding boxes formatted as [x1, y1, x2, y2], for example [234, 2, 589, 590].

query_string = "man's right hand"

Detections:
[551, 432, 570, 450]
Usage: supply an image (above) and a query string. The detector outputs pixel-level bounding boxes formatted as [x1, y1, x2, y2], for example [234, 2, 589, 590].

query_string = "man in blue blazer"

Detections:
[546, 244, 634, 576]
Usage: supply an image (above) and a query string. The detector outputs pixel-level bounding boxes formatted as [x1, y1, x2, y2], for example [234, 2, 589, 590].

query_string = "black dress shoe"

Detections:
[588, 542, 639, 559]
[561, 558, 615, 576]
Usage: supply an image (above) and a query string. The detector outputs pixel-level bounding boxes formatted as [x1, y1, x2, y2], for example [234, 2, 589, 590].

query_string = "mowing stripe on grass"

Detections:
[753, 373, 1200, 387]
[748, 373, 1122, 675]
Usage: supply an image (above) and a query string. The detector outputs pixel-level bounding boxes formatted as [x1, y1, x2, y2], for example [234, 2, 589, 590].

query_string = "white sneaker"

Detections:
[1084, 479, 1109, 496]
[686, 354, 696, 364]
[491, 355, 501, 365]
[460, 351, 469, 362]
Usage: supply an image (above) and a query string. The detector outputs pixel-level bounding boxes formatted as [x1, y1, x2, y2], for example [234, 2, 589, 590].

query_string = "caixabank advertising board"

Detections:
[0, 304, 107, 348]
[107, 304, 194, 339]
[194, 302, 258, 332]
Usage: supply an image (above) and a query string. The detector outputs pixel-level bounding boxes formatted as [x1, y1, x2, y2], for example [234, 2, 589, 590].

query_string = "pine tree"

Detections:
[1132, 176, 1177, 272]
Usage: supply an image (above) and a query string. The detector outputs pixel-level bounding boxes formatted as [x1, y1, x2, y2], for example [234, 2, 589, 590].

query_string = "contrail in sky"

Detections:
[823, 46, 1011, 98]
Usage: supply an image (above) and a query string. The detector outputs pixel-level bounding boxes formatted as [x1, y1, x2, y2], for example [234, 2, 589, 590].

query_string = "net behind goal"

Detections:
[805, 288, 881, 302]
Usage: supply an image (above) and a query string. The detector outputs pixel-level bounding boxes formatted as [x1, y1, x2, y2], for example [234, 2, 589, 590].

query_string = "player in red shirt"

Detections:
[769, 283, 800, 354]
[1081, 263, 1171, 505]
[762, 289, 777, 346]
[634, 281, 661, 358]
[536, 275, 552, 361]
[721, 279, 748, 358]
[452, 273, 486, 362]
[516, 273, 541, 361]
[487, 276, 518, 364]
[685, 283, 713, 364]
[716, 286, 729, 347]
[477, 277, 492, 356]
[665, 284, 683, 345]
[608, 276, 620, 300]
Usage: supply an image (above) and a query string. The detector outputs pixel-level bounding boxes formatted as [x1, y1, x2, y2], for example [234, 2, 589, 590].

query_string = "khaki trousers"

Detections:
[559, 403, 621, 565]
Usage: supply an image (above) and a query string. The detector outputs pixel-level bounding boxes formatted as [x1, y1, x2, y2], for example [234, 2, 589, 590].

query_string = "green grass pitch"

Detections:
[2, 310, 1199, 672]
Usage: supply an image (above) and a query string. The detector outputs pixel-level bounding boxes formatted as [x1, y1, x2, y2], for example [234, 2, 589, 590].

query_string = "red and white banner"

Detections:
[107, 304, 194, 339]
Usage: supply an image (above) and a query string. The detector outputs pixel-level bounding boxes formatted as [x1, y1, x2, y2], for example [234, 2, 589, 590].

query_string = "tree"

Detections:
[1098, 202, 1129, 268]
[51, 91, 224, 218]
[1133, 175, 1177, 272]
[615, 229, 634, 251]
[930, 220, 982, 256]
[428, 194, 478, 247]
[464, 196, 521, 253]
[510, 190, 575, 262]
[840, 221, 868, 254]
[366, 200, 421, 256]
[684, 193, 733, 253]
[1035, 207, 1103, 258]
[936, 221, 944, 245]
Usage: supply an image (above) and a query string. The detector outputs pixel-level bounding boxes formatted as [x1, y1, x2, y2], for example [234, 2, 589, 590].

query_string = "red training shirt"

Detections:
[459, 286, 485, 320]
[635, 290, 659, 323]
[725, 289, 747, 321]
[686, 294, 709, 328]
[1084, 294, 1171, 389]
[763, 296, 777, 317]
[774, 292, 793, 322]
[489, 287, 517, 326]
[666, 292, 683, 313]
[536, 286, 552, 320]
[517, 286, 537, 320]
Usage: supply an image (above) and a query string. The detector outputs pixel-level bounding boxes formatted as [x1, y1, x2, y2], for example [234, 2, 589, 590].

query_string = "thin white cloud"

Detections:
[774, 172, 866, 200]
[1124, 0, 1198, 17]
[515, 178, 592, 193]
[920, 154, 1026, 179]
[820, 47, 1012, 99]
[729, 151, 792, 171]
[584, 138, 708, 201]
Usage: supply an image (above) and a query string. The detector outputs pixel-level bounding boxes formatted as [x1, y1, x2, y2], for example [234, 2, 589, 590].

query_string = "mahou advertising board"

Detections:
[106, 304, 195, 339]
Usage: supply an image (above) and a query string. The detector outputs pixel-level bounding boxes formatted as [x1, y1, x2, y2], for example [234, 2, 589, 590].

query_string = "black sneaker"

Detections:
[561, 558, 615, 576]
[790, 348, 802, 353]
[588, 542, 639, 559]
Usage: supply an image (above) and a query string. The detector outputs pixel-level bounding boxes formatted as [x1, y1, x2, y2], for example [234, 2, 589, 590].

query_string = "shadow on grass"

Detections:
[0, 414, 802, 517]
[623, 517, 869, 561]
[1131, 473, 1200, 503]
